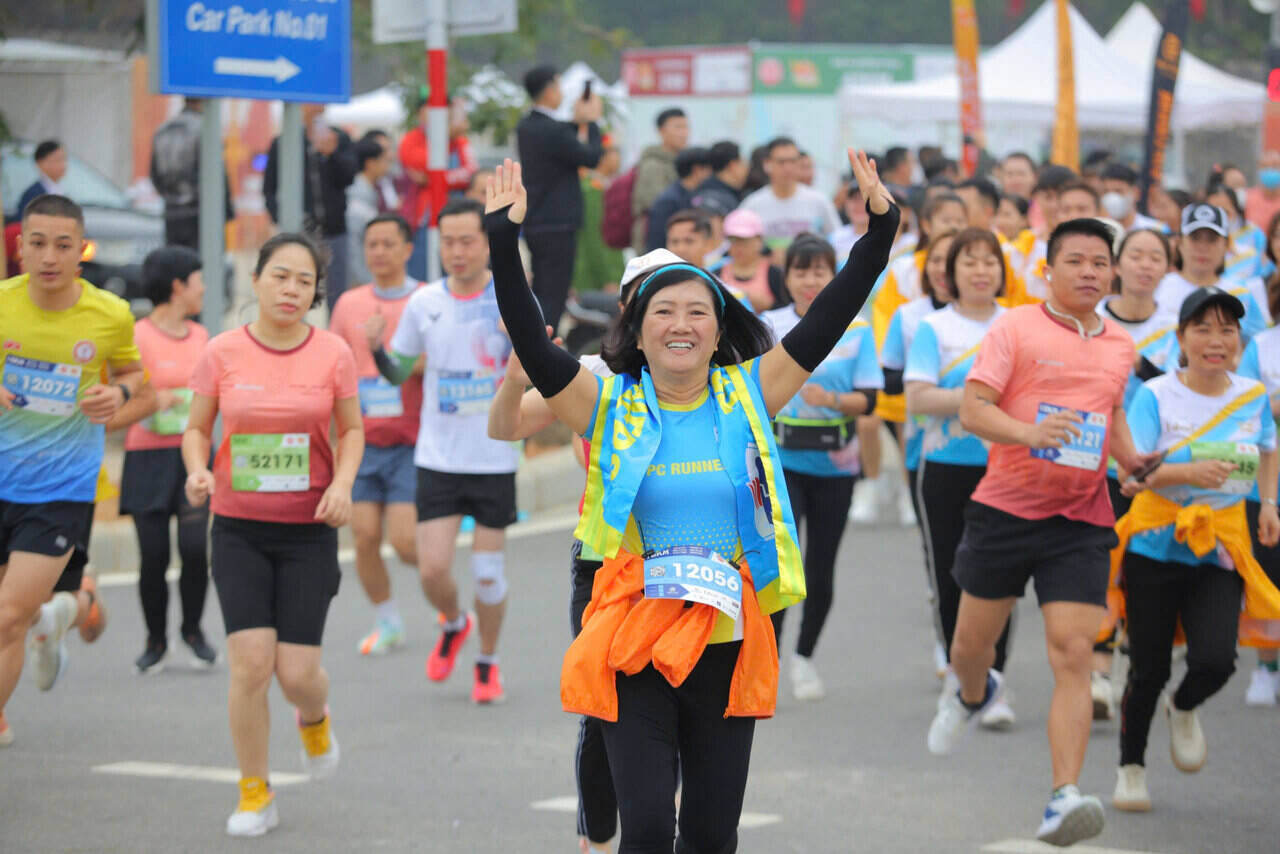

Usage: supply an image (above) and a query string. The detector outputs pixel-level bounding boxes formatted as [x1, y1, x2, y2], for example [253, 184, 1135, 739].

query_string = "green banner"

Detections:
[752, 47, 915, 95]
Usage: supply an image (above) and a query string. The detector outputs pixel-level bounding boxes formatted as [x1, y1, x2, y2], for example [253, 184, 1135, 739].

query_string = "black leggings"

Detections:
[569, 541, 618, 845]
[918, 460, 1012, 672]
[771, 470, 855, 657]
[1119, 552, 1243, 766]
[602, 642, 754, 854]
[134, 502, 209, 642]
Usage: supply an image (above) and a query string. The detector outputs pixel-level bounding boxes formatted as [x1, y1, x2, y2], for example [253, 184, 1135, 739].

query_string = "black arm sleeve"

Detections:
[1134, 356, 1165, 382]
[855, 389, 878, 415]
[882, 368, 904, 396]
[485, 207, 583, 398]
[780, 202, 901, 372]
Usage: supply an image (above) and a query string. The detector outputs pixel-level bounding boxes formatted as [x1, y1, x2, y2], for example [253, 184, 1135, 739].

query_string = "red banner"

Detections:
[951, 0, 983, 177]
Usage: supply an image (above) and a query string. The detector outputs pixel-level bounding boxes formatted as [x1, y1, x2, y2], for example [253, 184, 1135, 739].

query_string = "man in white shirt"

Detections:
[740, 137, 840, 251]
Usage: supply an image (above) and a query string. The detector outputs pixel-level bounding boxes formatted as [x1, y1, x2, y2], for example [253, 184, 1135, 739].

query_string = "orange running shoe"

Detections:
[425, 612, 472, 682]
[472, 661, 505, 704]
[78, 576, 106, 643]
[0, 710, 14, 747]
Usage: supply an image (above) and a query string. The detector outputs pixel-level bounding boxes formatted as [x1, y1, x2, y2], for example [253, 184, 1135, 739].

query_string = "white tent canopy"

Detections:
[1105, 2, 1263, 128]
[841, 0, 1251, 134]
[324, 84, 405, 130]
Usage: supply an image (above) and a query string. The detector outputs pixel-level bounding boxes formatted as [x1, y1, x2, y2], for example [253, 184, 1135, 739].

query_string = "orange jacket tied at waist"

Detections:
[561, 550, 779, 722]
[1103, 490, 1280, 648]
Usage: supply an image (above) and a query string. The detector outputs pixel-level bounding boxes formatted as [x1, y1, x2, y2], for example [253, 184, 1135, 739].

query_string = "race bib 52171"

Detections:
[230, 433, 310, 492]
[643, 546, 742, 620]
[2, 355, 81, 417]
[1030, 404, 1108, 471]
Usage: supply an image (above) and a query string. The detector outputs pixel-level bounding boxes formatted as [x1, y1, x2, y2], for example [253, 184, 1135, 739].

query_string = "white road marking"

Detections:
[95, 508, 581, 588]
[92, 761, 309, 787]
[531, 795, 781, 828]
[983, 840, 1171, 854]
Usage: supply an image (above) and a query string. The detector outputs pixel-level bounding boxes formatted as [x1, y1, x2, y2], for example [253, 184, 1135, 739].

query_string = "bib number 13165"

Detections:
[644, 546, 742, 620]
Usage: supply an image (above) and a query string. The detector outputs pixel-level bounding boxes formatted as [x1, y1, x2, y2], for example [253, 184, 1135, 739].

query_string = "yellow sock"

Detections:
[237, 777, 273, 813]
[298, 715, 331, 757]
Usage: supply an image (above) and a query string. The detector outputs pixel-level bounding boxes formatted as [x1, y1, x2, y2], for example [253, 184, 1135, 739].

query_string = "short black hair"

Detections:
[1205, 179, 1243, 218]
[709, 141, 740, 173]
[1001, 193, 1030, 217]
[1101, 163, 1138, 186]
[254, 232, 327, 309]
[437, 198, 485, 230]
[1047, 218, 1115, 265]
[656, 107, 686, 129]
[675, 147, 712, 179]
[523, 64, 558, 99]
[34, 140, 62, 163]
[946, 227, 1007, 298]
[354, 137, 385, 171]
[766, 137, 797, 157]
[666, 208, 712, 238]
[1033, 164, 1078, 195]
[957, 177, 999, 212]
[783, 233, 836, 276]
[1059, 180, 1101, 206]
[883, 146, 910, 175]
[1001, 151, 1035, 170]
[22, 193, 83, 228]
[1082, 149, 1113, 171]
[142, 245, 202, 306]
[364, 213, 412, 243]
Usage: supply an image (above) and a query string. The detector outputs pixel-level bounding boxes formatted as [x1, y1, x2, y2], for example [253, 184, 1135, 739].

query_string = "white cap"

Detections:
[620, 249, 686, 290]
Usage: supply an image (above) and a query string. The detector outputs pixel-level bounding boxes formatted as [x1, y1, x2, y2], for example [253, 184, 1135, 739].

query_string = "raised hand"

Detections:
[847, 149, 892, 216]
[485, 158, 527, 225]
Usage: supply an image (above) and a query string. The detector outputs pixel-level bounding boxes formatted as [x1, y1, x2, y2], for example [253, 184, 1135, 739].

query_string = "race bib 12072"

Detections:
[1030, 404, 1108, 470]
[643, 545, 743, 620]
[2, 355, 81, 417]
[230, 433, 310, 492]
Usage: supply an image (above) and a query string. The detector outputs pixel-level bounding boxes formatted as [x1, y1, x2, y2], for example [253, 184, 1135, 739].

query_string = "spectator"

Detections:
[17, 140, 67, 217]
[346, 136, 396, 285]
[739, 137, 840, 250]
[883, 146, 915, 192]
[263, 103, 357, 310]
[515, 63, 604, 329]
[663, 208, 716, 266]
[690, 140, 747, 218]
[1099, 163, 1166, 233]
[1246, 150, 1280, 232]
[149, 99, 235, 251]
[630, 107, 689, 252]
[797, 151, 815, 186]
[399, 95, 478, 280]
[573, 140, 625, 294]
[717, 208, 787, 314]
[644, 147, 713, 253]
[363, 130, 401, 213]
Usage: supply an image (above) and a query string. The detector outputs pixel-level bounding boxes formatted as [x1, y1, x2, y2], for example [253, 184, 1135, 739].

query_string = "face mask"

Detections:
[1260, 168, 1280, 190]
[1100, 191, 1133, 220]
[1236, 188, 1248, 210]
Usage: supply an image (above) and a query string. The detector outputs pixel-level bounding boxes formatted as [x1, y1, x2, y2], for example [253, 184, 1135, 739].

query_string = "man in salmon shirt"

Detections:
[329, 214, 423, 657]
[926, 218, 1161, 847]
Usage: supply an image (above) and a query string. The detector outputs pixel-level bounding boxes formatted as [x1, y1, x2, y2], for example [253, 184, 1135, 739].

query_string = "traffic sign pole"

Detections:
[426, 0, 448, 283]
[199, 101, 226, 334]
[279, 103, 304, 233]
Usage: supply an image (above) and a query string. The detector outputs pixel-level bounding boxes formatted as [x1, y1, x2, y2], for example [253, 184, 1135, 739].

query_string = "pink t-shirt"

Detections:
[968, 305, 1134, 527]
[125, 317, 209, 451]
[329, 282, 424, 447]
[1246, 187, 1280, 232]
[190, 325, 359, 524]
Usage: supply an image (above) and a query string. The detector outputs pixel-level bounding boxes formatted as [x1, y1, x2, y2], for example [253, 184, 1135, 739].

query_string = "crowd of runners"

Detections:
[4, 75, 1280, 851]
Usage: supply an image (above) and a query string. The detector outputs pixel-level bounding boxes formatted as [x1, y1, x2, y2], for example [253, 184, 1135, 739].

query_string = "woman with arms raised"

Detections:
[483, 150, 897, 854]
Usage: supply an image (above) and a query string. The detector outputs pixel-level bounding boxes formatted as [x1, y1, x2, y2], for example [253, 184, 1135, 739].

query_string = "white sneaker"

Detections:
[1091, 670, 1115, 721]
[1165, 696, 1206, 773]
[28, 592, 75, 691]
[1244, 666, 1279, 707]
[790, 654, 825, 702]
[896, 487, 917, 527]
[933, 643, 948, 680]
[1113, 764, 1151, 812]
[1036, 784, 1105, 846]
[980, 693, 1016, 731]
[928, 669, 1003, 755]
[226, 782, 279, 837]
[937, 669, 960, 712]
[849, 478, 879, 524]
[298, 710, 341, 780]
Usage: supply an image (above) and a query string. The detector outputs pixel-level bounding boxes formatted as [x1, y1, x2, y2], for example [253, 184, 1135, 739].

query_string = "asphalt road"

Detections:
[1, 510, 1277, 853]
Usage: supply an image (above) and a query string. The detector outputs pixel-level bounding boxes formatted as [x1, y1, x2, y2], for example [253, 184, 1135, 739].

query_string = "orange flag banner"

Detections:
[1051, 0, 1078, 171]
[951, 0, 983, 177]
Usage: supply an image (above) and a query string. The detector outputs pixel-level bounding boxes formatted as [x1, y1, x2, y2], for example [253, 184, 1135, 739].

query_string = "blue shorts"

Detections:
[352, 445, 417, 505]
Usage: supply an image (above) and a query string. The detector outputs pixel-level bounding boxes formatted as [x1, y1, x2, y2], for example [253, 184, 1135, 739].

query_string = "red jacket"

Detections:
[398, 129, 477, 228]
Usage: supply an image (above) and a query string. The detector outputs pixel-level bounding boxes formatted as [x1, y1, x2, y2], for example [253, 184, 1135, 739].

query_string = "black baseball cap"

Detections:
[1180, 203, 1228, 238]
[1178, 285, 1244, 326]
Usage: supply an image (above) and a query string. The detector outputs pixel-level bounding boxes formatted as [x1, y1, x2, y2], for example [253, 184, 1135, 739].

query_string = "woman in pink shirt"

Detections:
[183, 233, 363, 838]
[120, 247, 214, 675]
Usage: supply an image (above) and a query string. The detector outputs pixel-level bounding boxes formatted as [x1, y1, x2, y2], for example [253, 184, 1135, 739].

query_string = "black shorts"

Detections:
[0, 499, 93, 566]
[952, 501, 1117, 607]
[53, 505, 97, 593]
[210, 515, 341, 646]
[119, 447, 189, 517]
[415, 468, 517, 529]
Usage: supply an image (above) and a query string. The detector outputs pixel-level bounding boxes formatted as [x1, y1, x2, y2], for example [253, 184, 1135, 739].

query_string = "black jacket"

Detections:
[263, 128, 357, 237]
[690, 175, 742, 217]
[514, 110, 602, 233]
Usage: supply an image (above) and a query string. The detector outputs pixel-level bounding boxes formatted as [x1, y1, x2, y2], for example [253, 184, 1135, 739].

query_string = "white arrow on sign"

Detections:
[213, 56, 301, 83]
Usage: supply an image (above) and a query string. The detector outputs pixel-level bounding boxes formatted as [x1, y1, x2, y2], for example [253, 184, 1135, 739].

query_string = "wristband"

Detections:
[1264, 498, 1278, 507]
[116, 383, 132, 404]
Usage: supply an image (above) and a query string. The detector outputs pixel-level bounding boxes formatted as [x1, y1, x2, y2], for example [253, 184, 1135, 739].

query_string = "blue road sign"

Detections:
[157, 0, 350, 102]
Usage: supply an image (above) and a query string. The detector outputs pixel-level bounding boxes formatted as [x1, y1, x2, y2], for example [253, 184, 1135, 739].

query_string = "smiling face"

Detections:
[784, 257, 835, 315]
[19, 213, 84, 296]
[636, 279, 721, 378]
[252, 243, 317, 327]
[1178, 306, 1239, 374]
[1116, 231, 1169, 299]
[1047, 233, 1113, 314]
[952, 240, 1002, 307]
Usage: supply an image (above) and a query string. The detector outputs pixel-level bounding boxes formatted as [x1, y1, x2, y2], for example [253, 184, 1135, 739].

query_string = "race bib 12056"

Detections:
[2, 355, 81, 417]
[643, 545, 742, 620]
[230, 433, 310, 492]
[1030, 403, 1108, 470]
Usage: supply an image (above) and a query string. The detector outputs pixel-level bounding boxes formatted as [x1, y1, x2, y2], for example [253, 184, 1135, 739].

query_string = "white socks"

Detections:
[375, 599, 401, 626]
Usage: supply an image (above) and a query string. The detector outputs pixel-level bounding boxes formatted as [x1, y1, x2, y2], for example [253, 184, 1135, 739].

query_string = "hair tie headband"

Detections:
[633, 263, 726, 312]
